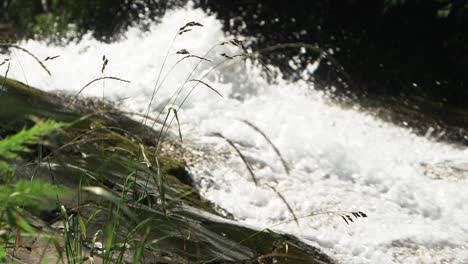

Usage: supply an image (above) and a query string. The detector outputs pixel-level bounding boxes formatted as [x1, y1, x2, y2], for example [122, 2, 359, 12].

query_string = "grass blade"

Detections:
[240, 119, 290, 175]
[133, 226, 151, 264]
[78, 214, 87, 240]
[265, 184, 299, 227]
[211, 133, 258, 186]
[168, 107, 183, 142]
[0, 43, 51, 76]
[104, 217, 115, 263]
[1, 61, 10, 91]
[188, 79, 223, 97]
[68, 76, 130, 106]
[81, 186, 135, 221]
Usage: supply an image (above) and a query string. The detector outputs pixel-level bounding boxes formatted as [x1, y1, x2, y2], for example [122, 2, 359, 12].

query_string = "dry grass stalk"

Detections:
[0, 43, 51, 75]
[188, 79, 223, 97]
[265, 183, 299, 227]
[211, 132, 258, 186]
[44, 55, 60, 61]
[1, 61, 10, 89]
[68, 76, 130, 106]
[240, 119, 290, 175]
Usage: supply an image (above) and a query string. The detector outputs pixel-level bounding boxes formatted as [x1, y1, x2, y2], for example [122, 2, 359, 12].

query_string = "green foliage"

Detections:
[0, 119, 62, 161]
[3, 0, 168, 41]
[0, 180, 64, 211]
[0, 119, 62, 181]
[383, 0, 468, 18]
[0, 118, 66, 211]
[0, 118, 67, 261]
[31, 13, 76, 37]
[0, 245, 5, 261]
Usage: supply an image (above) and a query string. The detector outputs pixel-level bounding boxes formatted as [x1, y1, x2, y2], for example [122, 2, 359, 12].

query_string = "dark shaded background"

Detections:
[196, 0, 467, 110]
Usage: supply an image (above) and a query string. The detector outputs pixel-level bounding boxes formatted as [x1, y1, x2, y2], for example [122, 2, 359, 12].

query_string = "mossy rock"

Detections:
[1, 77, 334, 263]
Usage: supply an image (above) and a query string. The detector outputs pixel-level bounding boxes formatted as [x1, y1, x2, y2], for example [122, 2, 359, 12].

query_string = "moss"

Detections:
[1, 77, 49, 98]
[1, 78, 334, 263]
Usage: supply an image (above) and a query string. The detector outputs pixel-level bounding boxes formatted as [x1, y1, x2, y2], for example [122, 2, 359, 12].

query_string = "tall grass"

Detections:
[0, 21, 368, 263]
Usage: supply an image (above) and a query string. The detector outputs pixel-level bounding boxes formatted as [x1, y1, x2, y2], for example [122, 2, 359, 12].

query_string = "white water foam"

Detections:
[3, 3, 468, 263]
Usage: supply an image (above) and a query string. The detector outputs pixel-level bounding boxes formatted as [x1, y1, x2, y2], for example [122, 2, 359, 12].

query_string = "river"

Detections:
[4, 3, 468, 264]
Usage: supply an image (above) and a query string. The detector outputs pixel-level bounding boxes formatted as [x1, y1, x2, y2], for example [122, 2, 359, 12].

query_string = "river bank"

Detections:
[1, 76, 336, 263]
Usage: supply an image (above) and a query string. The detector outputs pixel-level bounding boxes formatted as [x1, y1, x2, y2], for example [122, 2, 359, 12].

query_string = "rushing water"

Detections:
[4, 3, 468, 264]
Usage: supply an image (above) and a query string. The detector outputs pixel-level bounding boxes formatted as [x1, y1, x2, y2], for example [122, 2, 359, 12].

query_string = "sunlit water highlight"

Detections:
[4, 3, 468, 264]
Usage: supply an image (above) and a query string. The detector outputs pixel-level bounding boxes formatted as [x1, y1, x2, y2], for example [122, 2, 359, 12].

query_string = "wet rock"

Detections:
[1, 78, 335, 263]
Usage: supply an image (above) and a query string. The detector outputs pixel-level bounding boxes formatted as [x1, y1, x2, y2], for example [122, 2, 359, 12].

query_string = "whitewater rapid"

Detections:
[4, 3, 468, 264]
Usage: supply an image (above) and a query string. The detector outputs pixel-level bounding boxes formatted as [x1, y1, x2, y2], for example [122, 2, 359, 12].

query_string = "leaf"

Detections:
[19, 216, 36, 234]
[0, 180, 68, 211]
[104, 220, 115, 261]
[82, 186, 135, 221]
[86, 209, 102, 226]
[168, 107, 183, 142]
[0, 119, 63, 161]
[139, 144, 152, 167]
[0, 245, 5, 260]
[78, 214, 87, 239]
[91, 229, 103, 256]
[133, 226, 152, 263]
[0, 161, 10, 172]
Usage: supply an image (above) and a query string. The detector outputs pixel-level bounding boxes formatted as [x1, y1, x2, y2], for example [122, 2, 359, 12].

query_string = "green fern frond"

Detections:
[0, 180, 67, 211]
[0, 119, 63, 160]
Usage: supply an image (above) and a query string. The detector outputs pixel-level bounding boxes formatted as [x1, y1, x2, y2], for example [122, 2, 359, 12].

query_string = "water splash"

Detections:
[3, 3, 468, 264]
